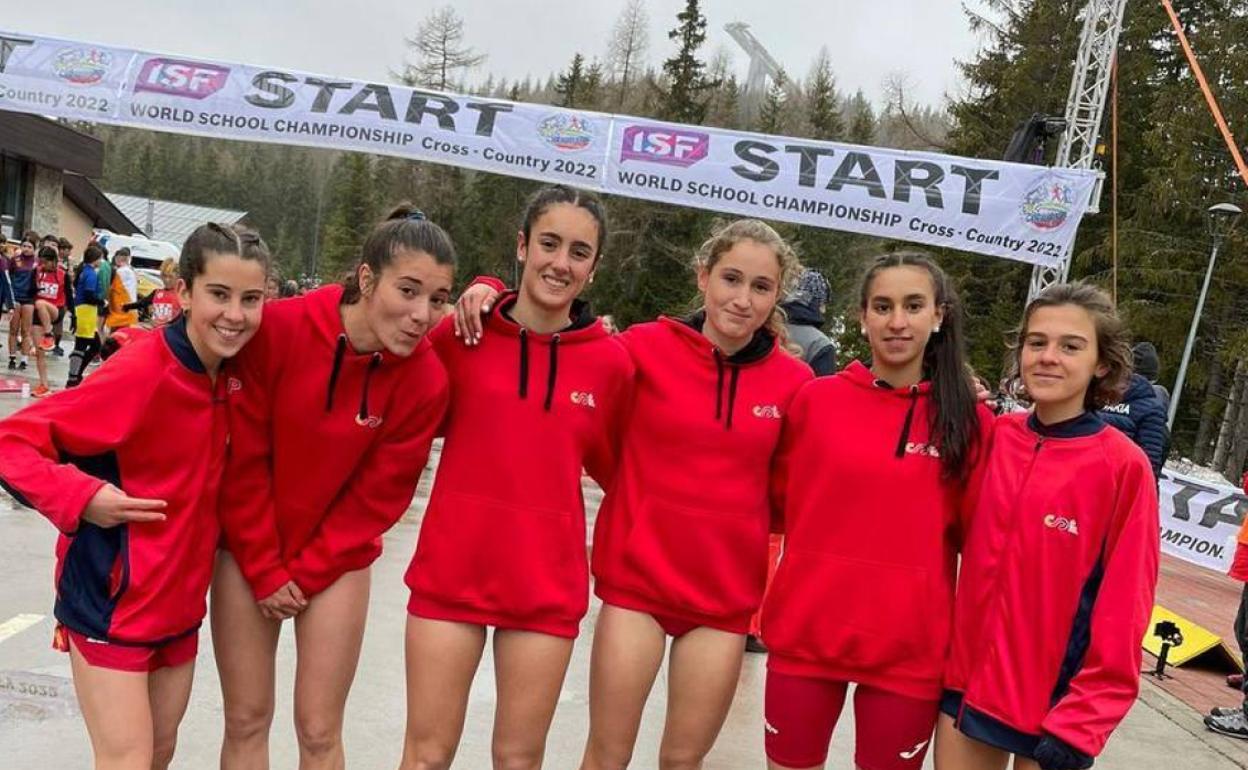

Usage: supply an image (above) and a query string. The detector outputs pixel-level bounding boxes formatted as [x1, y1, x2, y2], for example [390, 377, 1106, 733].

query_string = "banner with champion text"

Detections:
[0, 31, 1097, 266]
[1159, 468, 1247, 573]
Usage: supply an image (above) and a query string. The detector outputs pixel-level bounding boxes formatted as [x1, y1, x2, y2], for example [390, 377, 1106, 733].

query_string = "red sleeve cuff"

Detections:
[469, 275, 507, 293]
[246, 565, 293, 602]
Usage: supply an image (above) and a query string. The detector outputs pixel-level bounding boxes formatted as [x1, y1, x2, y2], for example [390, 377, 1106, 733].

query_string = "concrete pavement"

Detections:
[0, 349, 1245, 768]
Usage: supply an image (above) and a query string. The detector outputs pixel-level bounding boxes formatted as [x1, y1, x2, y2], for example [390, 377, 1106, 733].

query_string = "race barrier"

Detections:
[1159, 467, 1246, 574]
[0, 30, 1097, 267]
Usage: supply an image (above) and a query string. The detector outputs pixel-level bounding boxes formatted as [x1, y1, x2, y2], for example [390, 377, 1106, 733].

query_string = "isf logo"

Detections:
[135, 58, 230, 99]
[752, 405, 782, 419]
[619, 126, 709, 168]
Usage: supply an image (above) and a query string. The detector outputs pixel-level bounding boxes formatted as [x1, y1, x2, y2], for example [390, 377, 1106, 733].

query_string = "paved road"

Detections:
[1, 351, 1245, 768]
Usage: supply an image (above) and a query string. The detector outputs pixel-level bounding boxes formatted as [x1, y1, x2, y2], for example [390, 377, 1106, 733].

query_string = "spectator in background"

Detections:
[53, 237, 74, 356]
[1099, 345, 1170, 479]
[280, 279, 299, 298]
[93, 244, 113, 340]
[105, 247, 139, 331]
[0, 243, 14, 337]
[67, 242, 105, 388]
[265, 275, 281, 300]
[8, 232, 39, 371]
[782, 268, 837, 376]
[1133, 341, 1170, 414]
[1205, 471, 1248, 740]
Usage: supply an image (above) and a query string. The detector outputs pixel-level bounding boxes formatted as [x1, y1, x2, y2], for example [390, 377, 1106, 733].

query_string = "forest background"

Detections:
[83, 0, 1248, 480]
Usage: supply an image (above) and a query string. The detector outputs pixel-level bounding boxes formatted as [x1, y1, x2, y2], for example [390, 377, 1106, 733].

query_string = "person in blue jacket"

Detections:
[1098, 364, 1169, 479]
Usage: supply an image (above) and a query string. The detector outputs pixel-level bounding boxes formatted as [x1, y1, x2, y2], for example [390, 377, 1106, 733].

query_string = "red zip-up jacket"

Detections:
[220, 285, 449, 599]
[591, 315, 813, 633]
[943, 411, 1159, 758]
[761, 361, 993, 699]
[0, 319, 229, 644]
[405, 293, 633, 638]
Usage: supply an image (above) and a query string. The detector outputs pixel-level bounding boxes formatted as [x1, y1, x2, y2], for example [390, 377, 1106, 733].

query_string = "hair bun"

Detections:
[385, 202, 425, 222]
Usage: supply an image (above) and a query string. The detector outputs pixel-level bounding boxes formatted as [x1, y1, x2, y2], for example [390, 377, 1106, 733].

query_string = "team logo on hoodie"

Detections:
[570, 391, 597, 409]
[905, 442, 941, 458]
[355, 414, 384, 429]
[752, 405, 782, 419]
[227, 377, 242, 394]
[1044, 514, 1079, 535]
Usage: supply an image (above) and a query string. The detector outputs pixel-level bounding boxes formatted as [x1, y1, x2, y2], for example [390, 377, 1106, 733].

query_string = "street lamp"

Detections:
[1168, 202, 1243, 428]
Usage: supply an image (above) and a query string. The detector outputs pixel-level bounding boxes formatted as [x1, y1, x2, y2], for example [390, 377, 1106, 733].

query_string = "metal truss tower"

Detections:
[1029, 0, 1130, 300]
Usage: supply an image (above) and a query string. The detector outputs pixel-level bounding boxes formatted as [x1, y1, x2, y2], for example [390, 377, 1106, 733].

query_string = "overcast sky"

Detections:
[6, 1, 985, 109]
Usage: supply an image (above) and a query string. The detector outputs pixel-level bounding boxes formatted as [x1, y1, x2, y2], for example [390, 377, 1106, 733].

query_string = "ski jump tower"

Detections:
[725, 22, 782, 120]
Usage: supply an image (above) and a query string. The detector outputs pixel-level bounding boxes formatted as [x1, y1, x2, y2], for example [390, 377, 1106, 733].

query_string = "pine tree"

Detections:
[320, 153, 379, 279]
[806, 47, 843, 141]
[659, 0, 718, 123]
[756, 69, 788, 135]
[555, 53, 587, 108]
[846, 90, 876, 145]
[705, 74, 741, 129]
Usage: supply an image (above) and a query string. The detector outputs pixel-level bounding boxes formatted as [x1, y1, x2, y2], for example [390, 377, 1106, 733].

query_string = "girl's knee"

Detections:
[401, 736, 457, 770]
[492, 740, 546, 770]
[223, 699, 274, 742]
[294, 712, 343, 758]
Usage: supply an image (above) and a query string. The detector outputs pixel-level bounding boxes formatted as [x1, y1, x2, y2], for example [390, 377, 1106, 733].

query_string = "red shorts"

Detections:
[651, 612, 699, 638]
[54, 625, 198, 673]
[764, 671, 938, 770]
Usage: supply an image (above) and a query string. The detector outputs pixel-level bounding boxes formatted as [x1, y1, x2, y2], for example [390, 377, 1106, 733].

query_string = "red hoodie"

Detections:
[220, 285, 450, 599]
[943, 411, 1158, 758]
[404, 292, 633, 638]
[761, 361, 993, 700]
[0, 319, 229, 644]
[591, 315, 813, 633]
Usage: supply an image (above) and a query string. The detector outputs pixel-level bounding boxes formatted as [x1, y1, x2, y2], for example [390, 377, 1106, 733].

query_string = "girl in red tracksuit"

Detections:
[454, 219, 811, 769]
[762, 252, 992, 770]
[400, 186, 633, 769]
[0, 223, 270, 769]
[213, 206, 454, 769]
[938, 283, 1159, 770]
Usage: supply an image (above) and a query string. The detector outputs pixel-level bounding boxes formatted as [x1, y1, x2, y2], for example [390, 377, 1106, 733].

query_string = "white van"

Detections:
[92, 230, 180, 293]
[92, 229, 182, 295]
[92, 230, 179, 270]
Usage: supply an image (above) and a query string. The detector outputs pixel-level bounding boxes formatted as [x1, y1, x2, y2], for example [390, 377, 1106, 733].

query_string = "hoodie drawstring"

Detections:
[358, 353, 382, 423]
[517, 329, 559, 412]
[712, 350, 741, 430]
[894, 386, 920, 458]
[325, 334, 348, 411]
[543, 334, 560, 412]
[726, 366, 741, 430]
[714, 351, 725, 421]
[518, 328, 529, 400]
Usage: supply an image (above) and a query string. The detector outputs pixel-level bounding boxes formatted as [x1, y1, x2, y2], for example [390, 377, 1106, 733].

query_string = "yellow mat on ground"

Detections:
[1142, 605, 1243, 672]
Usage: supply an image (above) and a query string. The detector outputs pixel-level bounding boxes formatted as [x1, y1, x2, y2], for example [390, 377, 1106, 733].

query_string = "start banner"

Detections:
[0, 31, 1098, 266]
[1159, 468, 1247, 573]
